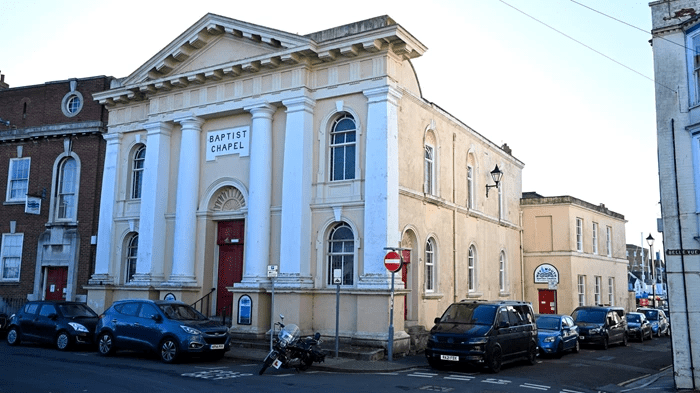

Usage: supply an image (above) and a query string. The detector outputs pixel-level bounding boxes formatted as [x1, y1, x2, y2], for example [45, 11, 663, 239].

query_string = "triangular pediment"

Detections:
[121, 13, 311, 86]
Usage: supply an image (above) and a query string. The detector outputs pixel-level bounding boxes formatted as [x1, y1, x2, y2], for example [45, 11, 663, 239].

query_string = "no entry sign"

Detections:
[384, 251, 402, 273]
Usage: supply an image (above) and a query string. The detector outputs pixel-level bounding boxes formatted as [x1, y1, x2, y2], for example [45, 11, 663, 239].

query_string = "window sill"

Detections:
[422, 292, 443, 300]
[498, 292, 511, 298]
[465, 292, 483, 299]
[3, 200, 25, 206]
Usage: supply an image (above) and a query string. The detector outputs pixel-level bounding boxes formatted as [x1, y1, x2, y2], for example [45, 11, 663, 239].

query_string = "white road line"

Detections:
[408, 372, 438, 378]
[521, 382, 550, 390]
[560, 389, 585, 393]
[482, 378, 512, 385]
[444, 375, 475, 381]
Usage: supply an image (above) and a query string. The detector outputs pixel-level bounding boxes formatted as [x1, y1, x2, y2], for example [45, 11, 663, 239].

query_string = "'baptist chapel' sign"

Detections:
[206, 126, 250, 161]
[534, 263, 559, 284]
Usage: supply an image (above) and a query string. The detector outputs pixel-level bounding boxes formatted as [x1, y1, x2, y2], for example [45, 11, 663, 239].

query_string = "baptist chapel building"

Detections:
[86, 14, 524, 352]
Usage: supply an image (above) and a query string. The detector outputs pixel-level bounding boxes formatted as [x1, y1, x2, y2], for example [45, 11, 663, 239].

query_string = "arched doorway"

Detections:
[401, 229, 418, 322]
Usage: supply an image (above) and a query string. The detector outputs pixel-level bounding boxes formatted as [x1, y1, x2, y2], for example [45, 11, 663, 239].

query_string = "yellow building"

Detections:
[86, 14, 524, 353]
[521, 192, 629, 315]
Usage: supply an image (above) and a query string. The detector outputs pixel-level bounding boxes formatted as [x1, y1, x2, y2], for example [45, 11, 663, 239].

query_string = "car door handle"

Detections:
[111, 319, 118, 323]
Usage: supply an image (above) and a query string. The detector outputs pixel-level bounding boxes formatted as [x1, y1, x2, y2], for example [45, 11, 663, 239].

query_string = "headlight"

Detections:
[544, 336, 556, 343]
[589, 328, 600, 334]
[68, 322, 88, 333]
[467, 338, 489, 345]
[181, 325, 202, 335]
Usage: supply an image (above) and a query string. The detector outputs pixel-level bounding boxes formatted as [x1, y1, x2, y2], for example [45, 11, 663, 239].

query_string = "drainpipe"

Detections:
[520, 210, 525, 301]
[453, 133, 458, 303]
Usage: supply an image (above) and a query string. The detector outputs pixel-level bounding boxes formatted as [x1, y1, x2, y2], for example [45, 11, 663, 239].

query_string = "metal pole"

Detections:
[270, 278, 275, 351]
[388, 270, 395, 362]
[335, 283, 340, 358]
[651, 243, 656, 309]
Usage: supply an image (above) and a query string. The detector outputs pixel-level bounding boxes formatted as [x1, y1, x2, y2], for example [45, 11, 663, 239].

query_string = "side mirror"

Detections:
[434, 317, 441, 324]
[498, 320, 510, 329]
[48, 313, 58, 320]
[279, 314, 285, 321]
[314, 332, 321, 340]
[151, 314, 163, 322]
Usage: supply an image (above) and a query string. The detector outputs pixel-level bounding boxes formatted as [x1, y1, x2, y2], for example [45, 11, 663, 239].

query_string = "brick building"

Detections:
[0, 74, 111, 317]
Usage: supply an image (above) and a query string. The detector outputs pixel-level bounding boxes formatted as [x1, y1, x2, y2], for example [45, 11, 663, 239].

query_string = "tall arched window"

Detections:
[468, 245, 477, 292]
[327, 222, 354, 285]
[425, 238, 436, 292]
[56, 157, 77, 221]
[131, 145, 146, 199]
[499, 251, 506, 292]
[125, 234, 139, 283]
[329, 113, 356, 181]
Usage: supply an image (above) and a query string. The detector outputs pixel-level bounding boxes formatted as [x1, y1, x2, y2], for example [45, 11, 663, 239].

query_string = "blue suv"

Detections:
[95, 299, 231, 363]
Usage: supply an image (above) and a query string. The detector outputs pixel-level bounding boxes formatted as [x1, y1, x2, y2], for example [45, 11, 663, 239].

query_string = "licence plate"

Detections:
[210, 344, 225, 350]
[440, 355, 459, 361]
[272, 359, 283, 369]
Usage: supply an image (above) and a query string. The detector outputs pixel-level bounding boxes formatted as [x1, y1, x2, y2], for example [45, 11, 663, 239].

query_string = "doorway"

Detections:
[217, 220, 245, 316]
[538, 289, 557, 314]
[45, 267, 68, 301]
[401, 249, 411, 320]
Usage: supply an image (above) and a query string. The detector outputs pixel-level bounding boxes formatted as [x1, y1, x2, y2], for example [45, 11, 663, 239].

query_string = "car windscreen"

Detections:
[536, 317, 560, 330]
[159, 304, 208, 321]
[438, 304, 497, 325]
[627, 314, 641, 323]
[642, 310, 659, 320]
[59, 304, 97, 318]
[572, 309, 606, 323]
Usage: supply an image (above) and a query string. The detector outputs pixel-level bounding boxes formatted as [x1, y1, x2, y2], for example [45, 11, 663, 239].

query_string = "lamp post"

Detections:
[646, 234, 656, 308]
[485, 165, 503, 198]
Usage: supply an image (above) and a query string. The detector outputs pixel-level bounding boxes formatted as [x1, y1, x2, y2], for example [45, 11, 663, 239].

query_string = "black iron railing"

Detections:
[0, 295, 27, 331]
[192, 288, 216, 317]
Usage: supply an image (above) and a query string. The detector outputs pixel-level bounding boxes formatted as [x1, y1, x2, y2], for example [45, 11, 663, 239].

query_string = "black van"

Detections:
[571, 306, 627, 349]
[425, 300, 538, 373]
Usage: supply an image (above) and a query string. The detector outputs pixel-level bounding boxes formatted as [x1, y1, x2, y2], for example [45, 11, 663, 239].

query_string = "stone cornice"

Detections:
[0, 121, 105, 142]
[93, 15, 426, 108]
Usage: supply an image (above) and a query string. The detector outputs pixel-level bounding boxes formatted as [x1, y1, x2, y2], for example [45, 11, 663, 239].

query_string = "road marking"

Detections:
[181, 370, 252, 380]
[521, 382, 550, 390]
[560, 389, 585, 393]
[418, 386, 454, 392]
[444, 375, 475, 381]
[409, 372, 438, 378]
[482, 378, 512, 385]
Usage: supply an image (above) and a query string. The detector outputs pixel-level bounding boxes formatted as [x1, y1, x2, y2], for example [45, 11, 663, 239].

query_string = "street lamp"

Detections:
[646, 234, 656, 308]
[485, 165, 503, 198]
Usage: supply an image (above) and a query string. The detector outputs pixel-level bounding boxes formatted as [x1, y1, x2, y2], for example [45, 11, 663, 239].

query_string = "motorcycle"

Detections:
[259, 315, 326, 375]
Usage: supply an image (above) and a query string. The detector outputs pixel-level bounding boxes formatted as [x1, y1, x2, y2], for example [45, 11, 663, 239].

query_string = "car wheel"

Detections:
[97, 332, 116, 356]
[555, 342, 564, 359]
[427, 357, 445, 370]
[573, 339, 580, 353]
[656, 329, 661, 338]
[160, 338, 179, 363]
[622, 333, 628, 347]
[601, 337, 609, 350]
[487, 345, 503, 373]
[640, 331, 644, 342]
[56, 331, 71, 351]
[527, 342, 538, 365]
[6, 327, 20, 346]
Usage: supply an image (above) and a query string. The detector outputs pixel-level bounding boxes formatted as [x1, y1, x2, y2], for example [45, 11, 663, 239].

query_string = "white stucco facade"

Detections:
[86, 14, 524, 352]
[650, 0, 700, 389]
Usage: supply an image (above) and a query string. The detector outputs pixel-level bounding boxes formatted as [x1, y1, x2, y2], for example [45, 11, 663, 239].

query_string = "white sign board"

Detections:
[267, 265, 278, 278]
[333, 269, 342, 285]
[25, 196, 41, 215]
[534, 263, 559, 284]
[206, 126, 250, 161]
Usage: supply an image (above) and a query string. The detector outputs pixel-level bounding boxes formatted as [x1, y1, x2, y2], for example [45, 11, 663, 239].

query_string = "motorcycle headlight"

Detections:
[68, 322, 88, 333]
[544, 336, 556, 343]
[181, 325, 202, 335]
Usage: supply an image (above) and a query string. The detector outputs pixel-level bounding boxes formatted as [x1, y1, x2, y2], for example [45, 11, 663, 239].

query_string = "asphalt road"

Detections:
[0, 335, 672, 393]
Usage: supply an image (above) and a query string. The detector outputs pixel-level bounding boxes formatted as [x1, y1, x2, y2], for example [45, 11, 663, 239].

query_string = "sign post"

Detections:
[267, 265, 278, 351]
[383, 249, 403, 362]
[333, 268, 342, 358]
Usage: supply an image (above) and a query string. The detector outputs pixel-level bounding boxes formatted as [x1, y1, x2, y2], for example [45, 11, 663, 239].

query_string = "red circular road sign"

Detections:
[384, 251, 402, 273]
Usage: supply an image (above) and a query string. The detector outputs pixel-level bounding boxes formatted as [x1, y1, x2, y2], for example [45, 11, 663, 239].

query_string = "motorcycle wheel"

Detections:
[299, 356, 313, 371]
[259, 353, 275, 375]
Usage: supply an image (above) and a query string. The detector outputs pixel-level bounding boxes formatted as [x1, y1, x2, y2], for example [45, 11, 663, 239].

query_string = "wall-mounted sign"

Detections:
[206, 126, 250, 161]
[238, 295, 252, 325]
[25, 196, 41, 215]
[534, 264, 559, 284]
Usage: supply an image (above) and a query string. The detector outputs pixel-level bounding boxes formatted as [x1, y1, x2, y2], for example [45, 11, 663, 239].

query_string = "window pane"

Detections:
[345, 145, 355, 179]
[9, 158, 30, 200]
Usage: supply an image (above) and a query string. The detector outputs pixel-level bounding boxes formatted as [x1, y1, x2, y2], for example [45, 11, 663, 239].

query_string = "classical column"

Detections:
[277, 97, 315, 288]
[240, 104, 276, 286]
[89, 132, 122, 285]
[168, 115, 204, 285]
[131, 121, 173, 285]
[360, 86, 403, 288]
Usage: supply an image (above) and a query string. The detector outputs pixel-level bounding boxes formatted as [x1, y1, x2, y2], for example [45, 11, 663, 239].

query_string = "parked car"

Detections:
[626, 312, 653, 342]
[6, 301, 99, 350]
[535, 314, 579, 357]
[425, 300, 538, 373]
[637, 308, 670, 337]
[95, 299, 231, 363]
[571, 306, 627, 349]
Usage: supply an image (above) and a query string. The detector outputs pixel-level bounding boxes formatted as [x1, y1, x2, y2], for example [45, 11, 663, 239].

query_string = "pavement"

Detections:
[225, 343, 683, 392]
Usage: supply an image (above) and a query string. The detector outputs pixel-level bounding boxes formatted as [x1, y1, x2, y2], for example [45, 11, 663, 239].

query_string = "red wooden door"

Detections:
[401, 250, 411, 320]
[217, 220, 245, 316]
[45, 267, 68, 301]
[538, 289, 557, 314]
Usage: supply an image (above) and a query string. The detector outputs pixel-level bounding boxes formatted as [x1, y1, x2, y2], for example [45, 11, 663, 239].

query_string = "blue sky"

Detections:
[1, 0, 660, 247]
